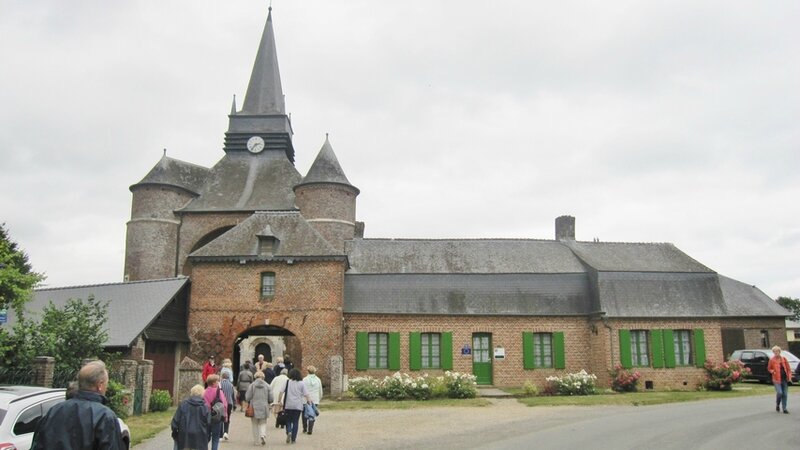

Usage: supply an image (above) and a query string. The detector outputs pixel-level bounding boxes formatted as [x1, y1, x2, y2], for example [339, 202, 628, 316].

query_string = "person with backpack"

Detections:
[171, 384, 210, 450]
[219, 371, 237, 441]
[203, 374, 228, 450]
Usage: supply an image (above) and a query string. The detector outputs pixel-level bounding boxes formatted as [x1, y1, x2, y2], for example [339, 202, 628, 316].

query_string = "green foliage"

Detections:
[776, 296, 800, 321]
[702, 359, 749, 391]
[522, 380, 539, 397]
[610, 364, 641, 392]
[348, 376, 381, 400]
[0, 224, 45, 312]
[545, 370, 598, 396]
[149, 389, 172, 412]
[106, 378, 131, 419]
[348, 371, 475, 401]
[444, 371, 478, 399]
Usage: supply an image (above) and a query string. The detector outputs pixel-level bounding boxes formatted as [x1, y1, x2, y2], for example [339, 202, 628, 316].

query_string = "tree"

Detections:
[0, 223, 45, 312]
[776, 296, 800, 322]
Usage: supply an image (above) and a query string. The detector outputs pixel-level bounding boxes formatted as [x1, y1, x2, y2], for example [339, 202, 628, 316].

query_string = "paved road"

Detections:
[135, 393, 798, 449]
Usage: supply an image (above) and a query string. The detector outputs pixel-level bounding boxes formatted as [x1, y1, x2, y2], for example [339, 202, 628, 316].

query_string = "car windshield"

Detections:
[782, 351, 799, 362]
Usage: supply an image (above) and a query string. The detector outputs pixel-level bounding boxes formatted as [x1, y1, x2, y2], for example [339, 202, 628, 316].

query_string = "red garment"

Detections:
[767, 354, 792, 383]
[203, 386, 229, 420]
[202, 361, 218, 381]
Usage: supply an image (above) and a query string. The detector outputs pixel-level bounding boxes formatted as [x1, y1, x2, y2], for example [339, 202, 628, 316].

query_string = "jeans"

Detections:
[210, 421, 223, 450]
[774, 380, 789, 411]
[285, 409, 302, 442]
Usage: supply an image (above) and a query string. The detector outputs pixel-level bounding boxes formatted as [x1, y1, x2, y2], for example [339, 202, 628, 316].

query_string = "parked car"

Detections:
[729, 349, 800, 384]
[0, 385, 130, 450]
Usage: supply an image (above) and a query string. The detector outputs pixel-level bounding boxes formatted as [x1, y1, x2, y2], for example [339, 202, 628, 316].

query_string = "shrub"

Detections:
[545, 370, 598, 396]
[149, 389, 172, 412]
[702, 360, 749, 391]
[348, 376, 381, 400]
[609, 364, 641, 392]
[381, 373, 409, 400]
[106, 379, 131, 418]
[522, 380, 538, 397]
[444, 371, 478, 399]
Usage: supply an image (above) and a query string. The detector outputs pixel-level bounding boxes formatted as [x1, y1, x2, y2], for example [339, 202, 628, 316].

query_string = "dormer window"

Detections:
[261, 272, 275, 299]
[257, 225, 280, 256]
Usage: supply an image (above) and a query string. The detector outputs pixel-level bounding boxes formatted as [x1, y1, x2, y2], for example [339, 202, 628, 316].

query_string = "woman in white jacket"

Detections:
[270, 368, 289, 429]
[302, 366, 323, 434]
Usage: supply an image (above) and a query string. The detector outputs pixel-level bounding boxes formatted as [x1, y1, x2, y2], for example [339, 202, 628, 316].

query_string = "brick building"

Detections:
[118, 7, 788, 395]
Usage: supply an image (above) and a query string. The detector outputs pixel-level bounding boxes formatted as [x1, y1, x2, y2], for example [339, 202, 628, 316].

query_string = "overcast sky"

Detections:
[1, 0, 798, 300]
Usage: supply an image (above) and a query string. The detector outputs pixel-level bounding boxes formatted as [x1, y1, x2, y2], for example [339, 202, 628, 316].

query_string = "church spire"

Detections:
[241, 6, 285, 115]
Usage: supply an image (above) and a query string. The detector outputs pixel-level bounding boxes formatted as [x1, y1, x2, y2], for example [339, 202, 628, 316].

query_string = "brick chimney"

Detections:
[555, 215, 575, 241]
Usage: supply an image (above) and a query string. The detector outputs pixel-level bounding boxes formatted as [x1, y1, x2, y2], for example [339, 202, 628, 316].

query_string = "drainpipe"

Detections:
[601, 315, 614, 367]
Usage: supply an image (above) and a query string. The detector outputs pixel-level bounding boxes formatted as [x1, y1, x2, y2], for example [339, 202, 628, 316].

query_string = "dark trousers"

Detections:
[223, 404, 233, 434]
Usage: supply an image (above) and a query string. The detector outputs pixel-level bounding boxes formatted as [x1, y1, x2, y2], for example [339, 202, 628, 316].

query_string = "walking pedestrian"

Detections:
[245, 370, 273, 445]
[302, 366, 323, 435]
[203, 374, 228, 450]
[171, 384, 210, 450]
[219, 371, 237, 440]
[278, 368, 313, 444]
[767, 345, 792, 414]
[271, 369, 289, 429]
[202, 356, 219, 387]
[238, 362, 255, 411]
[220, 359, 234, 385]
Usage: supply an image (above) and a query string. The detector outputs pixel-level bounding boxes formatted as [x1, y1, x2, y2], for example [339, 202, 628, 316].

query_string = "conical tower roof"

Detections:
[241, 7, 284, 115]
[296, 135, 359, 193]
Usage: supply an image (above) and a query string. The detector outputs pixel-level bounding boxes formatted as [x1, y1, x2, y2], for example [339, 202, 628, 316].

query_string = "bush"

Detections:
[106, 379, 131, 419]
[702, 360, 749, 391]
[545, 370, 598, 396]
[444, 371, 478, 399]
[609, 364, 641, 392]
[347, 371, 474, 400]
[149, 389, 172, 412]
[348, 376, 381, 401]
[522, 380, 538, 397]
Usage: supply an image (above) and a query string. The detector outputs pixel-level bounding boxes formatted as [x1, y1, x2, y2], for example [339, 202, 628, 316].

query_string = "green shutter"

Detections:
[356, 332, 369, 370]
[409, 332, 421, 371]
[693, 329, 706, 368]
[662, 329, 676, 368]
[522, 332, 534, 369]
[619, 329, 632, 369]
[441, 332, 453, 370]
[389, 332, 401, 370]
[553, 332, 566, 369]
[651, 329, 664, 368]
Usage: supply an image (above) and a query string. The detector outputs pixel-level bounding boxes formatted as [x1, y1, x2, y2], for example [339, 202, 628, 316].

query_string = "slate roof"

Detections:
[178, 151, 301, 212]
[716, 274, 790, 317]
[189, 211, 342, 259]
[6, 277, 190, 347]
[344, 273, 593, 315]
[345, 239, 587, 274]
[565, 241, 712, 272]
[131, 155, 211, 194]
[296, 137, 359, 192]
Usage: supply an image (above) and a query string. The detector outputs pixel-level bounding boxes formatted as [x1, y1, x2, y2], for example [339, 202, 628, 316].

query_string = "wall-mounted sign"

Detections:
[494, 346, 505, 359]
[0, 308, 7, 324]
[461, 344, 472, 355]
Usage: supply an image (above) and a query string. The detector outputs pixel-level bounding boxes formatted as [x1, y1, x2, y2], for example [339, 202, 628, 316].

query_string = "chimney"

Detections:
[555, 215, 575, 241]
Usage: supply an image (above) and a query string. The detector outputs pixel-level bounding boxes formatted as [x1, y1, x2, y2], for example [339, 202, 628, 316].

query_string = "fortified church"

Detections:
[27, 7, 789, 398]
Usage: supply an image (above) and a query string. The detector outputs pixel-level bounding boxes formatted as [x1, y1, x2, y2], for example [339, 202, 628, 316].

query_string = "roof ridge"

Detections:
[35, 276, 188, 292]
[358, 238, 560, 243]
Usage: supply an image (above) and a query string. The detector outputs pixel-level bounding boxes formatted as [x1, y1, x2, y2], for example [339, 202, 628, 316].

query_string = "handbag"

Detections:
[275, 380, 289, 426]
[245, 404, 255, 417]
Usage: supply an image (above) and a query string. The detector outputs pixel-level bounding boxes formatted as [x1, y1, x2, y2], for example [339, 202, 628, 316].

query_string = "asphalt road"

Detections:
[136, 393, 798, 449]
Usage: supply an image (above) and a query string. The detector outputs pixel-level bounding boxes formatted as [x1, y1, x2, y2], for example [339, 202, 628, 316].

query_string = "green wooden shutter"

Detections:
[619, 329, 632, 369]
[553, 332, 566, 369]
[356, 332, 369, 370]
[409, 332, 421, 371]
[651, 329, 664, 368]
[441, 332, 453, 370]
[693, 329, 706, 368]
[522, 332, 534, 369]
[662, 329, 676, 368]
[389, 332, 401, 370]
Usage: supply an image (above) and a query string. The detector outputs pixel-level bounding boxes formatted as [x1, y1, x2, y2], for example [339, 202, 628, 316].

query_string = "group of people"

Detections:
[173, 354, 322, 448]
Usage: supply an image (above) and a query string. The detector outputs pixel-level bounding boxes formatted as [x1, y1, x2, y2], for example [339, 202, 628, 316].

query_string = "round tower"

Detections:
[124, 154, 209, 281]
[294, 136, 360, 251]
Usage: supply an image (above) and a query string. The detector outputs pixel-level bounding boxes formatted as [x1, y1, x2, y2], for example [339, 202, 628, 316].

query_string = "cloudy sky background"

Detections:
[1, 0, 798, 300]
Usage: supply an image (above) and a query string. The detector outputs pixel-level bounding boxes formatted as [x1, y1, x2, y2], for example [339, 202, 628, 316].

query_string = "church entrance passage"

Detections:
[232, 324, 298, 377]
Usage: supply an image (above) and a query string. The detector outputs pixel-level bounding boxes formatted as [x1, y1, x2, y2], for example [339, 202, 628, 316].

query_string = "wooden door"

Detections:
[472, 333, 492, 385]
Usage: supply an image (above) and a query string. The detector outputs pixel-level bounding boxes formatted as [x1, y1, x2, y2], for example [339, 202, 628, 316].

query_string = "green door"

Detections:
[472, 333, 492, 385]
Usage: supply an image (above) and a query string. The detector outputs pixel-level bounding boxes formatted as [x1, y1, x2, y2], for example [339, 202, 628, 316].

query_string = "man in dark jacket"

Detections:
[32, 360, 124, 450]
[171, 384, 211, 450]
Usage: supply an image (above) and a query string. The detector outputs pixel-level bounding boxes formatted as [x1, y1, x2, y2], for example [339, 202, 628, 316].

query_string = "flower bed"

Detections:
[702, 360, 749, 391]
[545, 370, 598, 396]
[609, 364, 641, 392]
[348, 371, 477, 400]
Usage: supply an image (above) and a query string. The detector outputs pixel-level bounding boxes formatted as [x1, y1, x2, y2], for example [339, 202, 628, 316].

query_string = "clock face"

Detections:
[247, 136, 265, 153]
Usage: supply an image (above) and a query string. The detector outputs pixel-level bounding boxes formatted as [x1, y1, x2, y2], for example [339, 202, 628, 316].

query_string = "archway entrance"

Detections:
[232, 324, 299, 379]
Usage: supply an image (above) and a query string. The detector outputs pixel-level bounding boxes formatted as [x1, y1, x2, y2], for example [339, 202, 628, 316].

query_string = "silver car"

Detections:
[0, 385, 130, 450]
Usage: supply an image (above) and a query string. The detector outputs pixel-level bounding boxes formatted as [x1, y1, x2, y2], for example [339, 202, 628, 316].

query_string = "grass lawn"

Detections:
[123, 407, 175, 447]
[514, 381, 776, 407]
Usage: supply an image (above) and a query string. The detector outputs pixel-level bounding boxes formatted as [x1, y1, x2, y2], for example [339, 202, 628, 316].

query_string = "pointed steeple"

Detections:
[223, 6, 294, 162]
[242, 7, 285, 115]
[298, 135, 359, 192]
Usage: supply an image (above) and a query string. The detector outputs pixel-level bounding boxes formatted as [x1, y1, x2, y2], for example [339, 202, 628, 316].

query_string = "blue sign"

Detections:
[461, 344, 471, 355]
[0, 308, 7, 324]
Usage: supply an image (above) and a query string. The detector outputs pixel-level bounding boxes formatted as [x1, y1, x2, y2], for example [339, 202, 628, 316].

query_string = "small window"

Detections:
[421, 333, 441, 369]
[260, 272, 275, 298]
[631, 330, 650, 367]
[13, 404, 42, 436]
[532, 333, 554, 368]
[673, 330, 693, 366]
[368, 333, 388, 369]
[760, 329, 770, 348]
